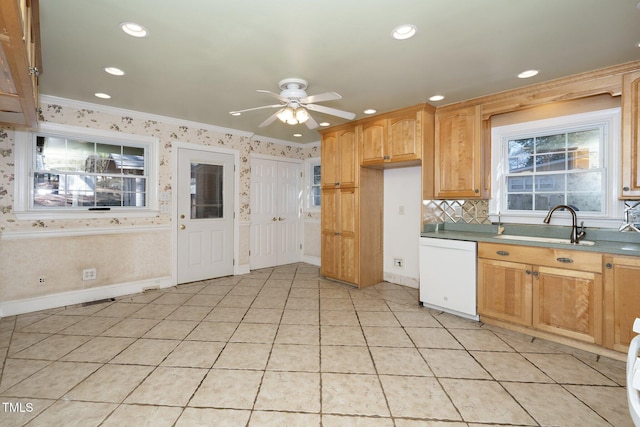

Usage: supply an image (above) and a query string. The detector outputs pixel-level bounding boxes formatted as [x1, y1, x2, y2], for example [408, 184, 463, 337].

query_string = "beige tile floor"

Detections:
[0, 263, 633, 426]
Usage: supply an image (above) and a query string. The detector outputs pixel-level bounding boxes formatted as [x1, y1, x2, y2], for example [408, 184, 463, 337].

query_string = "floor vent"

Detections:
[82, 298, 115, 306]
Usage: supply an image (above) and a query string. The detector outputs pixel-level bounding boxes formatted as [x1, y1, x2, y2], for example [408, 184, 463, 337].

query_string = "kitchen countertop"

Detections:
[421, 222, 640, 256]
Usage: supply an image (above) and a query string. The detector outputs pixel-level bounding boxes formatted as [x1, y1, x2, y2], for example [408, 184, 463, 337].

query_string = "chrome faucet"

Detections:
[543, 205, 586, 244]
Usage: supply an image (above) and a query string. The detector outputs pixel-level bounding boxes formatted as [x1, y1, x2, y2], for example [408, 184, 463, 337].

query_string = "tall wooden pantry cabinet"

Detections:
[320, 125, 384, 288]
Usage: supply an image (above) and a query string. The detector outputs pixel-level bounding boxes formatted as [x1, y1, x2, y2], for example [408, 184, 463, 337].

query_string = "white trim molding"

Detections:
[0, 224, 171, 240]
[0, 276, 173, 317]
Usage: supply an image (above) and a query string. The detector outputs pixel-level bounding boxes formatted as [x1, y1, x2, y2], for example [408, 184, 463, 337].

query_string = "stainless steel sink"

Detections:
[494, 234, 595, 246]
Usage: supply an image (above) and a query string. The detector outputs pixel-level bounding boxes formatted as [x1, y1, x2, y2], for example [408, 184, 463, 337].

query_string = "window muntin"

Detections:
[503, 125, 605, 214]
[32, 135, 148, 209]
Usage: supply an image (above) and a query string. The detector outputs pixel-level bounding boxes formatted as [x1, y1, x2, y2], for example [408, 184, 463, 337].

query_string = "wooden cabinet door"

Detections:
[387, 112, 421, 162]
[319, 187, 359, 285]
[361, 119, 386, 166]
[478, 258, 533, 326]
[338, 188, 358, 284]
[320, 188, 339, 278]
[338, 128, 358, 187]
[321, 132, 338, 188]
[621, 70, 640, 198]
[434, 105, 485, 199]
[533, 266, 602, 344]
[604, 255, 640, 352]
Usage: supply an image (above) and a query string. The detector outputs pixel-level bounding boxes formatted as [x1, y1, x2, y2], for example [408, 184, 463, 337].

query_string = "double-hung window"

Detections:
[491, 108, 621, 225]
[14, 123, 158, 219]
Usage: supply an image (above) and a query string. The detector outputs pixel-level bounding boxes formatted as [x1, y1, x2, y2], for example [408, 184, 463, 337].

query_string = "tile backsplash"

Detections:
[422, 200, 491, 225]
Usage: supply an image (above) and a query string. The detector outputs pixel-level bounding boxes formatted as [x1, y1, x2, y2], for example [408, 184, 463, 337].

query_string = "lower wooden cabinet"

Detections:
[478, 242, 603, 345]
[533, 266, 602, 345]
[478, 258, 532, 326]
[604, 254, 640, 352]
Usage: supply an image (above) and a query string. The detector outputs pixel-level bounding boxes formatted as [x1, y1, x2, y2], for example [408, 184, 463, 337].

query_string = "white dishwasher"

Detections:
[419, 237, 478, 320]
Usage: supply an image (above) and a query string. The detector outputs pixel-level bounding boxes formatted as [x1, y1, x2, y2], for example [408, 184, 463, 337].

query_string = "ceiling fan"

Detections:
[229, 78, 356, 129]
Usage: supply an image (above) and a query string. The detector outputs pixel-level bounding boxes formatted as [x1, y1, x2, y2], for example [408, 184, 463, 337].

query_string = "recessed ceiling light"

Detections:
[319, 122, 331, 127]
[392, 24, 417, 40]
[230, 112, 241, 116]
[429, 95, 445, 102]
[104, 67, 125, 76]
[518, 69, 539, 79]
[120, 22, 148, 38]
[94, 93, 111, 99]
[364, 109, 377, 115]
[293, 133, 302, 137]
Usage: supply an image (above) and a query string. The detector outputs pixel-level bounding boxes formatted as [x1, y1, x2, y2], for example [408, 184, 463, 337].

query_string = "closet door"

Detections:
[250, 157, 302, 269]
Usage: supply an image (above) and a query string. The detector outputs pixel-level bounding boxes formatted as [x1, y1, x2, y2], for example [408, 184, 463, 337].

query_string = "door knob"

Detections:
[180, 224, 186, 230]
[278, 217, 285, 221]
[272, 217, 278, 221]
[180, 214, 185, 219]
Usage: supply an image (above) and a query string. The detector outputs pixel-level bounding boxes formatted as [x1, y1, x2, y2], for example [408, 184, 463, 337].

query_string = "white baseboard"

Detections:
[302, 255, 321, 266]
[0, 277, 173, 317]
[383, 272, 419, 289]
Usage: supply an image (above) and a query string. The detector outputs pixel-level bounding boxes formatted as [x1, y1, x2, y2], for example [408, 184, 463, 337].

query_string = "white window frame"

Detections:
[304, 157, 321, 212]
[14, 122, 159, 220]
[490, 108, 623, 228]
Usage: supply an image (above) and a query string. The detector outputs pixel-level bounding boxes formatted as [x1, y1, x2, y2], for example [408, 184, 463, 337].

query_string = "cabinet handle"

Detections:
[335, 182, 340, 186]
[474, 189, 479, 193]
[532, 271, 539, 277]
[383, 155, 390, 160]
[334, 232, 340, 236]
[605, 262, 613, 269]
[623, 186, 630, 191]
[525, 269, 531, 275]
[556, 257, 573, 264]
[496, 250, 510, 256]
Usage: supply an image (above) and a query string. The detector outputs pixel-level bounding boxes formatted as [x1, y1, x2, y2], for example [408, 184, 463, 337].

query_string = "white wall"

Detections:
[383, 166, 421, 288]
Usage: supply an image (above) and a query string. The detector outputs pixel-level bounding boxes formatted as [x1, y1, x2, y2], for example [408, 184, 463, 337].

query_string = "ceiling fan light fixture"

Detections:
[277, 107, 309, 125]
[392, 24, 417, 40]
[295, 108, 309, 124]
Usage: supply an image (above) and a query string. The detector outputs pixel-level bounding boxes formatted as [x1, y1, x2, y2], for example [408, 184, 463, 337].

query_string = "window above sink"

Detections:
[490, 107, 624, 229]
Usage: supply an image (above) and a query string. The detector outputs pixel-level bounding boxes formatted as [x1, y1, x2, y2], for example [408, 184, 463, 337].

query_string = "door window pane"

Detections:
[191, 163, 224, 219]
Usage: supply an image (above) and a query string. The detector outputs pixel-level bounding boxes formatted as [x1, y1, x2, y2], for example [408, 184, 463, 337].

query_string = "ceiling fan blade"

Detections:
[258, 109, 282, 127]
[305, 103, 356, 120]
[299, 91, 342, 104]
[229, 104, 282, 115]
[305, 113, 319, 129]
[256, 89, 289, 103]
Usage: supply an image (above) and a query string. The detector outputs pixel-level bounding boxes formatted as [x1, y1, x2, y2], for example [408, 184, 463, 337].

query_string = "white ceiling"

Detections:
[38, 0, 640, 143]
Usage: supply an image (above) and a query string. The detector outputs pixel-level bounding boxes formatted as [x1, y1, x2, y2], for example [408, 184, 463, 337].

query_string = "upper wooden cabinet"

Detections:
[0, 0, 41, 127]
[360, 105, 434, 168]
[433, 105, 489, 199]
[320, 126, 358, 188]
[621, 70, 640, 198]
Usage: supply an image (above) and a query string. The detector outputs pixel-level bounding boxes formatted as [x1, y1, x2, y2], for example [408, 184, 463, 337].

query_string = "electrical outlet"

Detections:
[393, 258, 404, 268]
[38, 276, 46, 286]
[82, 268, 97, 281]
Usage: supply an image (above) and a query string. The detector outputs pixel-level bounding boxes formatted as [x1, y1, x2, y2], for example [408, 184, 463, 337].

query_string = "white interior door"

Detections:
[177, 148, 234, 283]
[250, 157, 301, 269]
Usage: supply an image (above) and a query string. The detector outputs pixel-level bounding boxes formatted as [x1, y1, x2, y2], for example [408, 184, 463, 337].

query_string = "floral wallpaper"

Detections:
[0, 101, 320, 233]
